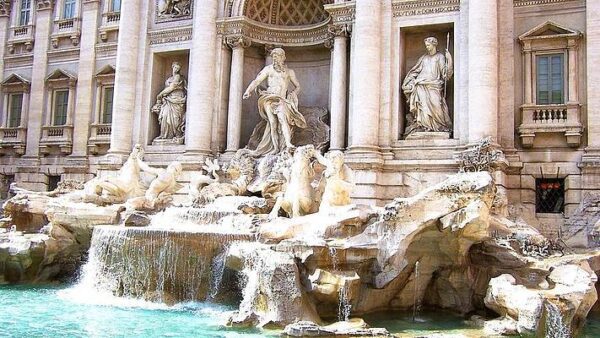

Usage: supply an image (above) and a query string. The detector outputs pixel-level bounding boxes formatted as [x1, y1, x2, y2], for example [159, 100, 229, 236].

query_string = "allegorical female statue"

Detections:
[152, 61, 187, 144]
[402, 36, 453, 136]
[243, 48, 307, 156]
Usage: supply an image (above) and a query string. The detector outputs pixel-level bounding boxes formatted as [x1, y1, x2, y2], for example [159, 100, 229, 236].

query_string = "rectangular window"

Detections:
[19, 0, 31, 26]
[536, 178, 565, 214]
[536, 54, 564, 105]
[111, 0, 121, 12]
[53, 90, 69, 126]
[102, 86, 114, 124]
[63, 0, 76, 19]
[8, 93, 23, 128]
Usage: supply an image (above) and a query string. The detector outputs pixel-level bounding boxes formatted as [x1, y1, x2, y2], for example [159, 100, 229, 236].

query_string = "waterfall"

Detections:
[329, 247, 338, 271]
[338, 284, 351, 322]
[413, 261, 420, 322]
[207, 248, 228, 301]
[73, 226, 253, 304]
[545, 300, 571, 338]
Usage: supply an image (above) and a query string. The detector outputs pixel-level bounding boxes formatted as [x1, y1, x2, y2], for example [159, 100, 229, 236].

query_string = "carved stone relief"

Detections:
[156, 0, 192, 22]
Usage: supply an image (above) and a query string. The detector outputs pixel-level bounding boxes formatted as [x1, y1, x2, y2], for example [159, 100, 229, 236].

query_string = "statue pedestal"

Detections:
[152, 137, 184, 146]
[405, 132, 450, 140]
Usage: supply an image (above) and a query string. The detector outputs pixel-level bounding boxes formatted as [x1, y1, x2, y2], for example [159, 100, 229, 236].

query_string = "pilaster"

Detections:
[225, 36, 251, 154]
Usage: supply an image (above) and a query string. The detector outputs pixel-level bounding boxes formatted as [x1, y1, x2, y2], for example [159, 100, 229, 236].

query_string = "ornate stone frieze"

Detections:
[391, 0, 460, 18]
[0, 0, 11, 17]
[324, 2, 355, 26]
[148, 27, 192, 46]
[35, 0, 55, 11]
[225, 36, 251, 49]
[217, 17, 330, 47]
[513, 0, 580, 7]
[155, 0, 192, 23]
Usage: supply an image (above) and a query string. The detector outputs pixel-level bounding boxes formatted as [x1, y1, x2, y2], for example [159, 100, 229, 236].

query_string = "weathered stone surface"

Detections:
[122, 211, 151, 227]
[283, 319, 391, 337]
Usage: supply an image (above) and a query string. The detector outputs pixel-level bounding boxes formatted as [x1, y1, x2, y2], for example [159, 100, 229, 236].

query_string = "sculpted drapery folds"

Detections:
[243, 48, 307, 156]
[152, 61, 187, 143]
[402, 36, 453, 136]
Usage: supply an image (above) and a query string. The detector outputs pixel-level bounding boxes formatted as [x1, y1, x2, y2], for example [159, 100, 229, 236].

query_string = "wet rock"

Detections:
[283, 319, 391, 337]
[122, 211, 151, 227]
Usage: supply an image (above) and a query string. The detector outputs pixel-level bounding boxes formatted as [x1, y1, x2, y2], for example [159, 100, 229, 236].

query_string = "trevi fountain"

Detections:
[1, 1, 600, 336]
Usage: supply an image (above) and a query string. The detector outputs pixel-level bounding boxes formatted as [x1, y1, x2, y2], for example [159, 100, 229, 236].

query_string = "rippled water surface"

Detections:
[2, 285, 600, 337]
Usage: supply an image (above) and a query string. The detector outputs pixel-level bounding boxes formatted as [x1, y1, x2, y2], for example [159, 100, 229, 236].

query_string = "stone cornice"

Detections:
[324, 2, 355, 26]
[0, 0, 11, 17]
[217, 17, 331, 47]
[513, 0, 580, 7]
[148, 26, 192, 45]
[391, 0, 460, 17]
[35, 0, 55, 11]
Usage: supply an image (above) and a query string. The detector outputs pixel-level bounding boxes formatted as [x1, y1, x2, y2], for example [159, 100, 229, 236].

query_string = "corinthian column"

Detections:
[584, 0, 600, 158]
[328, 24, 350, 151]
[347, 0, 381, 158]
[108, 0, 142, 155]
[185, 0, 219, 157]
[71, 0, 100, 157]
[0, 1, 10, 85]
[24, 0, 54, 158]
[467, 0, 498, 143]
[225, 36, 251, 153]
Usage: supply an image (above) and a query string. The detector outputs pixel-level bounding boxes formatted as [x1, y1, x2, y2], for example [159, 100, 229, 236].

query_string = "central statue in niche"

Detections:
[243, 48, 307, 156]
[402, 36, 453, 136]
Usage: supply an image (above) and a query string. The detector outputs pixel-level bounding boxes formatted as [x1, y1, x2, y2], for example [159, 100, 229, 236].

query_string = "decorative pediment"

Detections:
[519, 21, 581, 42]
[1, 74, 31, 92]
[1, 74, 30, 87]
[45, 69, 77, 87]
[95, 65, 116, 77]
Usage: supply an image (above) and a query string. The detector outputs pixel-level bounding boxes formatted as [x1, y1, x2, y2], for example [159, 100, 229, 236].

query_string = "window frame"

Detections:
[52, 89, 69, 126]
[62, 0, 77, 19]
[7, 93, 24, 128]
[533, 50, 568, 106]
[19, 0, 31, 26]
[111, 0, 121, 12]
[101, 86, 114, 124]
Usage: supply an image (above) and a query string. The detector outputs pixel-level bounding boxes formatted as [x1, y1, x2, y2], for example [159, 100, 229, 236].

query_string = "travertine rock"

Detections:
[283, 319, 391, 337]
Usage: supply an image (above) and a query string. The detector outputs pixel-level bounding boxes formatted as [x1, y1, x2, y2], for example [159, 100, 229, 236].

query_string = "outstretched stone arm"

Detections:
[157, 74, 181, 99]
[243, 67, 269, 99]
[137, 158, 162, 176]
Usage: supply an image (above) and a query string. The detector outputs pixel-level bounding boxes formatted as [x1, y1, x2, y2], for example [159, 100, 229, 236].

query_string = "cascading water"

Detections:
[71, 226, 254, 304]
[329, 247, 339, 271]
[338, 284, 351, 322]
[207, 248, 228, 301]
[413, 261, 420, 322]
[545, 300, 571, 338]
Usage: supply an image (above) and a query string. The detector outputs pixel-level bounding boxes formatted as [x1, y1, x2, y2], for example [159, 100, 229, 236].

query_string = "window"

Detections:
[63, 0, 76, 19]
[111, 0, 121, 12]
[47, 175, 61, 192]
[19, 0, 31, 26]
[8, 93, 23, 128]
[536, 178, 564, 214]
[53, 90, 69, 125]
[536, 54, 564, 105]
[102, 86, 114, 123]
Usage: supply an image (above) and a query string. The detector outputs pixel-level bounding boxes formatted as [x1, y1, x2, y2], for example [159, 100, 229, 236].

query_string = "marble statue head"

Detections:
[172, 61, 181, 73]
[424, 37, 438, 54]
[271, 48, 286, 66]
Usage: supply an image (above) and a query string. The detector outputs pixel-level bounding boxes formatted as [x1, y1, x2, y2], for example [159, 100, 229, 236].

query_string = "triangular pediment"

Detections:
[95, 64, 116, 77]
[1, 73, 31, 86]
[519, 21, 581, 41]
[45, 69, 77, 82]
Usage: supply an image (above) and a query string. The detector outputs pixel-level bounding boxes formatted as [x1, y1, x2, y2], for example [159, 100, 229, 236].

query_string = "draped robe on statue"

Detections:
[402, 52, 452, 135]
[253, 90, 307, 156]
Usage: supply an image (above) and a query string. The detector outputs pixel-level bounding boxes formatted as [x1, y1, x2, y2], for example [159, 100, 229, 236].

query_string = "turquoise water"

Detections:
[2, 285, 600, 337]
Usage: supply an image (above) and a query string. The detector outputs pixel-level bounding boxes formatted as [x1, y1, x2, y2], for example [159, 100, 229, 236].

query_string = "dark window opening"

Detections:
[536, 178, 564, 213]
[47, 175, 61, 192]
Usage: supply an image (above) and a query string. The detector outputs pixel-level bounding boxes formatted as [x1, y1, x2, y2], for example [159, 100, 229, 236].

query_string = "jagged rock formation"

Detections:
[563, 192, 600, 248]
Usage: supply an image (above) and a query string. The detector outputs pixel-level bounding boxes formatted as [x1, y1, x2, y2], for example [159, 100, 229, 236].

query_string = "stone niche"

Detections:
[240, 45, 331, 147]
[148, 51, 190, 147]
[400, 23, 455, 140]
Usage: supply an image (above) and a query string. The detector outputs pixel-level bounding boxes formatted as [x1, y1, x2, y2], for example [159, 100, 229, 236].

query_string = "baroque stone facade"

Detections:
[0, 0, 596, 233]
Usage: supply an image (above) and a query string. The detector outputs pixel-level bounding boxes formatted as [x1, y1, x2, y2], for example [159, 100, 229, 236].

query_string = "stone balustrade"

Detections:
[51, 17, 81, 47]
[99, 11, 120, 42]
[0, 127, 27, 155]
[39, 125, 73, 155]
[7, 25, 35, 53]
[518, 103, 583, 147]
[87, 123, 112, 154]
